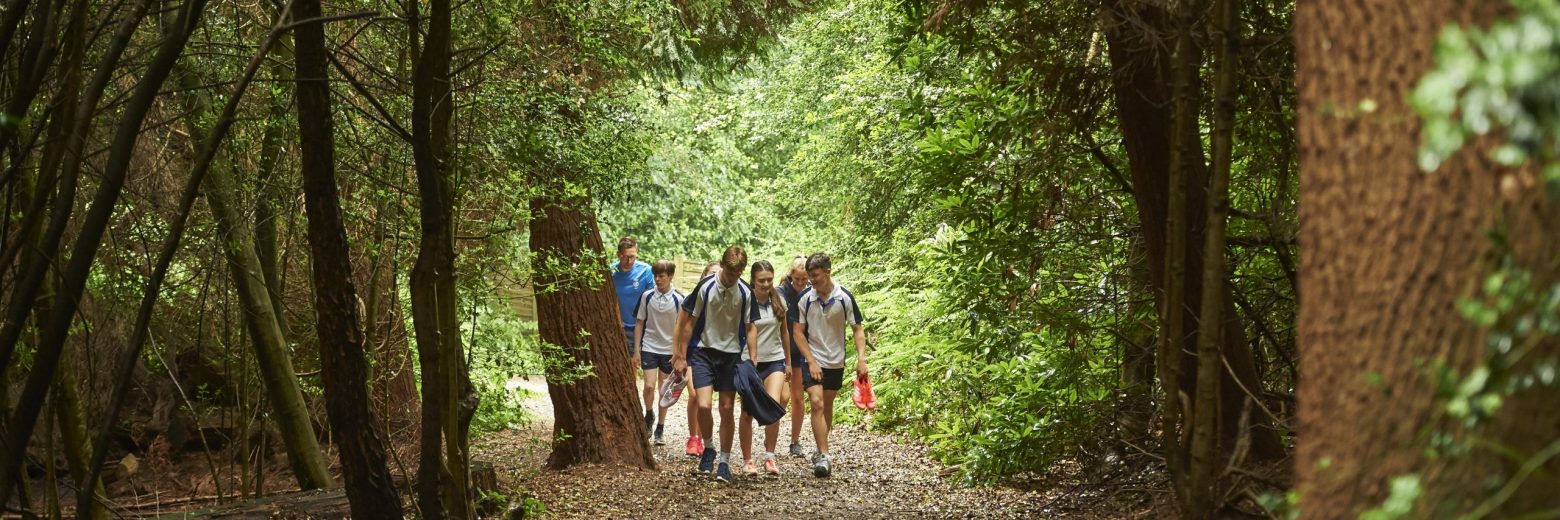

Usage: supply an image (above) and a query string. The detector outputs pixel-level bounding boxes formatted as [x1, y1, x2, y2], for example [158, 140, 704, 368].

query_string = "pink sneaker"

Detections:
[763, 457, 779, 476]
[685, 436, 703, 458]
[743, 459, 758, 477]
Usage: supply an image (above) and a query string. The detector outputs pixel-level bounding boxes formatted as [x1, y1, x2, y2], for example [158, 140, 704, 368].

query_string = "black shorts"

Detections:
[691, 349, 740, 392]
[803, 367, 844, 391]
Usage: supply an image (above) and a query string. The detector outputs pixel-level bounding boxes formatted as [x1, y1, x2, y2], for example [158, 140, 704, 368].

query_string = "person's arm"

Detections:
[793, 322, 821, 380]
[633, 322, 645, 367]
[746, 325, 759, 366]
[672, 310, 693, 374]
[778, 300, 791, 369]
[852, 323, 868, 377]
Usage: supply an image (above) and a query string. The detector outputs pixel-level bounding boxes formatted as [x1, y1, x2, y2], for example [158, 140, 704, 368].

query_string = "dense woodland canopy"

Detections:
[0, 0, 1556, 518]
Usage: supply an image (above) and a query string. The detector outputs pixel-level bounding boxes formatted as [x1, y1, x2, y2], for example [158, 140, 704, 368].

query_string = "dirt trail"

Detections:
[476, 375, 1160, 519]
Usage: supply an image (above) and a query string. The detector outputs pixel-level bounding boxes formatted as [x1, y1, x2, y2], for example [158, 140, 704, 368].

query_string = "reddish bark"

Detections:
[528, 197, 655, 470]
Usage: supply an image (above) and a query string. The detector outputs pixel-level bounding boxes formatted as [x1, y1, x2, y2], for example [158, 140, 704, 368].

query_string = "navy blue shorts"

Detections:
[640, 351, 672, 373]
[756, 360, 786, 380]
[691, 349, 739, 392]
[623, 326, 636, 356]
[803, 367, 844, 391]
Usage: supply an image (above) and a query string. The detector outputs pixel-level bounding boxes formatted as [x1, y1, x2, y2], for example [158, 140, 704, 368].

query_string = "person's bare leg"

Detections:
[739, 410, 753, 461]
[641, 368, 657, 412]
[789, 368, 806, 446]
[718, 392, 737, 454]
[808, 385, 829, 455]
[655, 370, 670, 425]
[763, 372, 786, 453]
[823, 389, 838, 426]
[696, 386, 715, 442]
[687, 389, 700, 437]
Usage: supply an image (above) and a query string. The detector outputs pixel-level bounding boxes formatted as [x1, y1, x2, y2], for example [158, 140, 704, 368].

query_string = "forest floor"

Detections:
[471, 376, 1168, 519]
[141, 376, 1169, 519]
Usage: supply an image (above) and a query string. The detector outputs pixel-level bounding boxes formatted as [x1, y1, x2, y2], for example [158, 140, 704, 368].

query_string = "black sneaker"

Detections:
[714, 462, 732, 483]
[698, 448, 717, 474]
[653, 424, 665, 445]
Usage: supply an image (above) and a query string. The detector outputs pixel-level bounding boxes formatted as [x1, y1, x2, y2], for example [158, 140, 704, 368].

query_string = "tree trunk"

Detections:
[179, 66, 335, 490]
[409, 0, 476, 514]
[1188, 0, 1240, 514]
[1295, 1, 1560, 516]
[1102, 0, 1285, 469]
[255, 36, 294, 340]
[293, 0, 403, 516]
[528, 197, 655, 470]
[51, 350, 107, 519]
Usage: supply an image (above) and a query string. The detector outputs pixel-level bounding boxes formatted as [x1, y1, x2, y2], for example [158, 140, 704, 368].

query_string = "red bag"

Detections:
[852, 373, 877, 411]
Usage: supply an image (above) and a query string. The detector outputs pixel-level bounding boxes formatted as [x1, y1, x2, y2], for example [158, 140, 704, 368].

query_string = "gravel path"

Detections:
[475, 376, 1161, 519]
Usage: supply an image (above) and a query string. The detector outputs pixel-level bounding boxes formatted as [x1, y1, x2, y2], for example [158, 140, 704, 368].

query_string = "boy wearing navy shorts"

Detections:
[632, 259, 683, 445]
[673, 247, 752, 483]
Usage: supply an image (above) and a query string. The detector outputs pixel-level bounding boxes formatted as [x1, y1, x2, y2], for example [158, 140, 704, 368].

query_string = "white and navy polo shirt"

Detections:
[632, 287, 683, 355]
[797, 284, 863, 369]
[681, 275, 752, 354]
[746, 300, 787, 363]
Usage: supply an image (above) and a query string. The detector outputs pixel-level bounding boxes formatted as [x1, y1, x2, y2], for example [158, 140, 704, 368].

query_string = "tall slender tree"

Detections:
[293, 0, 403, 516]
[409, 0, 476, 513]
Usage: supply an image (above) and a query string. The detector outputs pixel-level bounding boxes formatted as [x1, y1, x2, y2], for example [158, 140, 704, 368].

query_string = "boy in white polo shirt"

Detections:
[672, 246, 752, 483]
[792, 252, 868, 478]
[632, 259, 683, 445]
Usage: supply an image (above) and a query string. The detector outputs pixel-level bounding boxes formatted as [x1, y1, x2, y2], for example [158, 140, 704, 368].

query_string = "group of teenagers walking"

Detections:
[610, 237, 869, 482]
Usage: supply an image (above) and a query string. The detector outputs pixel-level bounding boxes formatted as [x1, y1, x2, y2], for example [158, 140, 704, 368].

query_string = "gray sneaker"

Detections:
[813, 454, 831, 478]
[789, 442, 805, 458]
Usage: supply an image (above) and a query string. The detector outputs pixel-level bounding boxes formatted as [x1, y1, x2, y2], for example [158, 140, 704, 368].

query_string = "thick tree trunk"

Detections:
[528, 197, 655, 470]
[1295, 1, 1560, 516]
[293, 0, 403, 516]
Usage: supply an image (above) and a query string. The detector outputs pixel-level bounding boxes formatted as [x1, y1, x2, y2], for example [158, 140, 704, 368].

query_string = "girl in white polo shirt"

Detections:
[738, 260, 791, 476]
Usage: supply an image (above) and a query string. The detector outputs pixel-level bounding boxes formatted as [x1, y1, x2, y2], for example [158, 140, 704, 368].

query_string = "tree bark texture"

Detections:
[1189, 0, 1240, 514]
[528, 197, 656, 470]
[1296, 1, 1560, 516]
[293, 0, 403, 516]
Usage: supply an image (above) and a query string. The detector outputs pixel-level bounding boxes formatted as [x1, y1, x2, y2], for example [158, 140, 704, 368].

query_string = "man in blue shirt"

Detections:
[611, 237, 654, 358]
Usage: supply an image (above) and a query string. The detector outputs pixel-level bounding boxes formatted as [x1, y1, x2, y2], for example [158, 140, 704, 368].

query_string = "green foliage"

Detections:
[1360, 475, 1424, 520]
[465, 306, 546, 433]
[1413, 0, 1560, 190]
